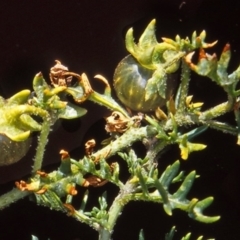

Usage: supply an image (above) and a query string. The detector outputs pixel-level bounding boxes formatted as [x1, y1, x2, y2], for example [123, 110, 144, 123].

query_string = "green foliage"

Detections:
[164, 226, 214, 240]
[138, 226, 214, 240]
[1, 18, 239, 239]
[118, 152, 220, 223]
[0, 90, 46, 141]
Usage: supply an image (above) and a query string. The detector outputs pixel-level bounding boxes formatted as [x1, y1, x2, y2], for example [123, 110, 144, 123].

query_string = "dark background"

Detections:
[0, 0, 240, 239]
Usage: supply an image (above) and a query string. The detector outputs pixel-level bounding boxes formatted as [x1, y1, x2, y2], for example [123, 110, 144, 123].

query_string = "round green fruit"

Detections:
[0, 134, 31, 166]
[114, 55, 172, 112]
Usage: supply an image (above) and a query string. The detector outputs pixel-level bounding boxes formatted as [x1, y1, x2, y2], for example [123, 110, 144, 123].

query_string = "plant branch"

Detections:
[176, 60, 191, 112]
[32, 116, 52, 174]
[0, 188, 30, 210]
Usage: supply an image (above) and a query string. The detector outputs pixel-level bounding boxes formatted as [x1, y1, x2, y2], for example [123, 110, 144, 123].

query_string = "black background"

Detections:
[0, 0, 240, 239]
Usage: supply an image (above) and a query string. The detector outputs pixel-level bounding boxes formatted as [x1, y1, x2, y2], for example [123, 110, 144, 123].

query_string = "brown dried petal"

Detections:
[49, 60, 72, 87]
[85, 175, 108, 187]
[64, 203, 76, 216]
[59, 149, 70, 160]
[15, 180, 39, 192]
[105, 111, 130, 133]
[67, 185, 78, 196]
[85, 139, 96, 156]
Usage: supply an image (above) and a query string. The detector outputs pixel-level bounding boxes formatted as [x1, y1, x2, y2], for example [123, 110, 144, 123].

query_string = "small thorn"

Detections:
[60, 149, 70, 160]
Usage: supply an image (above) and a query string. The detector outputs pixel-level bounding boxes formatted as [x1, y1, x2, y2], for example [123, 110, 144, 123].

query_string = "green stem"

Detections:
[176, 60, 191, 112]
[145, 140, 168, 169]
[0, 188, 30, 210]
[32, 117, 52, 174]
[107, 194, 124, 230]
[88, 91, 129, 117]
[206, 120, 237, 135]
[99, 181, 137, 240]
[92, 126, 157, 160]
[199, 101, 233, 120]
[234, 108, 240, 145]
[98, 228, 111, 240]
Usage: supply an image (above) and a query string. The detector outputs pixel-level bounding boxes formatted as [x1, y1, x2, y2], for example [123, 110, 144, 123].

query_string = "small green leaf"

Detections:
[79, 190, 89, 212]
[65, 86, 84, 101]
[172, 171, 185, 183]
[136, 167, 149, 196]
[19, 114, 42, 131]
[217, 44, 231, 78]
[181, 233, 191, 240]
[111, 162, 120, 183]
[99, 159, 111, 179]
[139, 229, 145, 240]
[31, 235, 39, 240]
[173, 171, 196, 200]
[8, 90, 31, 104]
[159, 160, 180, 188]
[186, 126, 208, 140]
[179, 137, 189, 160]
[165, 226, 176, 240]
[58, 102, 87, 119]
[7, 130, 30, 142]
[178, 134, 206, 160]
[188, 142, 207, 153]
[154, 179, 172, 215]
[190, 197, 221, 223]
[33, 72, 48, 92]
[99, 192, 108, 210]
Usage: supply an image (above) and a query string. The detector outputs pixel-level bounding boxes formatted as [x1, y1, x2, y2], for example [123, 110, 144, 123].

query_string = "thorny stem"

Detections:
[0, 188, 30, 210]
[164, 100, 237, 136]
[32, 117, 52, 174]
[92, 125, 158, 160]
[145, 140, 169, 170]
[176, 60, 191, 112]
[206, 120, 238, 135]
[99, 181, 138, 240]
[200, 100, 234, 121]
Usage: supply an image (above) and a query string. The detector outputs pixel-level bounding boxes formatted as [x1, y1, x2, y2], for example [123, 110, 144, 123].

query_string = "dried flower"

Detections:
[105, 111, 131, 133]
[83, 176, 108, 187]
[85, 139, 96, 156]
[15, 180, 40, 192]
[49, 60, 73, 87]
